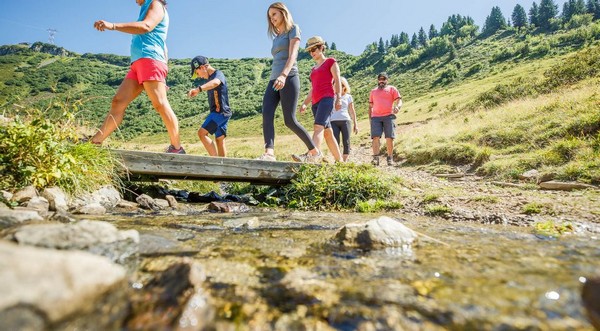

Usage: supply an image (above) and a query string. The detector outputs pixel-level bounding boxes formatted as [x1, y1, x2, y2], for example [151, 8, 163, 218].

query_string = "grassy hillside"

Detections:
[1, 19, 600, 184]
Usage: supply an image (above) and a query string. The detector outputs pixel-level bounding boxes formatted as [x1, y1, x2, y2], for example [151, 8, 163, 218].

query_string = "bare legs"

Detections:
[143, 80, 181, 149]
[372, 137, 394, 157]
[313, 124, 342, 162]
[91, 78, 181, 149]
[198, 128, 226, 157]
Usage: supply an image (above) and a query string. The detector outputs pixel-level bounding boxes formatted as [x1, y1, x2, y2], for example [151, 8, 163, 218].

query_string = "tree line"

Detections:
[371, 0, 600, 53]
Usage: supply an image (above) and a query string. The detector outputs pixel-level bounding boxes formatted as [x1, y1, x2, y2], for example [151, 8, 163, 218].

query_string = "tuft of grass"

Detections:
[356, 200, 403, 213]
[422, 193, 440, 204]
[283, 163, 401, 211]
[521, 202, 554, 215]
[0, 100, 119, 195]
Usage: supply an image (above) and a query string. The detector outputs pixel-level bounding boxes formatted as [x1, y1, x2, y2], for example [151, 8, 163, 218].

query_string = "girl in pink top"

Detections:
[297, 36, 342, 163]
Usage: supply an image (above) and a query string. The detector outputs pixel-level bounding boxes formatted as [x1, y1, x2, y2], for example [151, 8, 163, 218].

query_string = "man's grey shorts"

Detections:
[370, 114, 396, 139]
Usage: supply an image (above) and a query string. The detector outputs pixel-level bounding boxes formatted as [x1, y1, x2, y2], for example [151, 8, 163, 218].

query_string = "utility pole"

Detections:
[47, 28, 57, 44]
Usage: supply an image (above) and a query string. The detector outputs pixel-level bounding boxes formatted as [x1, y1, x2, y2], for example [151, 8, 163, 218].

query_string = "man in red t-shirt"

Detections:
[368, 72, 402, 166]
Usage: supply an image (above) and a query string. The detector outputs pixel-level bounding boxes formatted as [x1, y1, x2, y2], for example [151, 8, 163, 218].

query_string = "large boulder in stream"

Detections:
[334, 216, 418, 250]
[0, 241, 129, 330]
[11, 220, 139, 264]
[582, 277, 600, 330]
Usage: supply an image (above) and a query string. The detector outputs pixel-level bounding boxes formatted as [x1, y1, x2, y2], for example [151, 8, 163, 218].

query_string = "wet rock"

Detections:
[116, 200, 140, 212]
[41, 186, 68, 212]
[11, 185, 37, 204]
[73, 202, 107, 215]
[223, 217, 260, 230]
[208, 202, 250, 213]
[0, 208, 43, 229]
[165, 195, 178, 208]
[0, 241, 128, 330]
[48, 209, 77, 223]
[126, 261, 213, 330]
[155, 198, 170, 209]
[582, 277, 600, 330]
[136, 194, 161, 211]
[334, 216, 418, 250]
[138, 233, 196, 256]
[12, 220, 139, 264]
[279, 268, 340, 307]
[25, 196, 49, 217]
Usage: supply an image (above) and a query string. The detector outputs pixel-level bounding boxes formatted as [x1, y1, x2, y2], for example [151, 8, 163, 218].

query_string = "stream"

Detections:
[108, 210, 599, 330]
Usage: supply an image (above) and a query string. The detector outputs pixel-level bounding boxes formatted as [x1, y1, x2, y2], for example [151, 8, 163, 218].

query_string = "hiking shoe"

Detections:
[256, 153, 276, 161]
[165, 145, 186, 154]
[387, 156, 394, 166]
[371, 155, 380, 166]
[291, 152, 322, 163]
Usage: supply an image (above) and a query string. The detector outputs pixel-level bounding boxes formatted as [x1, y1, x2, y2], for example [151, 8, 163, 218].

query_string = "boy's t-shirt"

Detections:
[200, 70, 232, 117]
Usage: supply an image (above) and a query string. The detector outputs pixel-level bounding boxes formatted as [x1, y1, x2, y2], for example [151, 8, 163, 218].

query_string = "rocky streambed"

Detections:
[1, 187, 599, 330]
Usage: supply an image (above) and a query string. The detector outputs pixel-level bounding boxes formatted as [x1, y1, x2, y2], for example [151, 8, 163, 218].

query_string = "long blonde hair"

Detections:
[267, 2, 294, 39]
[340, 77, 351, 95]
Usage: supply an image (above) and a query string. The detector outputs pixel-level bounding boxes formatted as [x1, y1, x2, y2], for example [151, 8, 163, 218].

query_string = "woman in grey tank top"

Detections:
[258, 2, 320, 162]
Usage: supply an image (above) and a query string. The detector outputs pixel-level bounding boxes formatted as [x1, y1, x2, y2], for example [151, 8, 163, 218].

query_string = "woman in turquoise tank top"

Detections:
[90, 0, 184, 154]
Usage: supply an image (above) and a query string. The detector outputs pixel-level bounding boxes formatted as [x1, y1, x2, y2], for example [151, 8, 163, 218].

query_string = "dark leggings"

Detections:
[331, 120, 352, 155]
[262, 75, 315, 150]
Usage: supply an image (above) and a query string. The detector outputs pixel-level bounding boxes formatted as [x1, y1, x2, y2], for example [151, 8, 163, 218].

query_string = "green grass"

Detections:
[0, 99, 120, 195]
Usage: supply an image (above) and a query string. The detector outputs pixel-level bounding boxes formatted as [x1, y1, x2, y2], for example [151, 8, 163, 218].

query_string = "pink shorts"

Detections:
[125, 58, 168, 84]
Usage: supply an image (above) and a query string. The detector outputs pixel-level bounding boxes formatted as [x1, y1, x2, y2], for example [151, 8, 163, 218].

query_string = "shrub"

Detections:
[283, 163, 400, 211]
[0, 101, 119, 194]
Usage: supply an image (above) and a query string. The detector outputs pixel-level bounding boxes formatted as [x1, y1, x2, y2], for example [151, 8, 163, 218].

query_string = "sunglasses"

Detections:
[308, 46, 319, 53]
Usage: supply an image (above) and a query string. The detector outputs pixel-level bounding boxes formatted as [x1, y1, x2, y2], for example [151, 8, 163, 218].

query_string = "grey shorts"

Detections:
[370, 115, 396, 139]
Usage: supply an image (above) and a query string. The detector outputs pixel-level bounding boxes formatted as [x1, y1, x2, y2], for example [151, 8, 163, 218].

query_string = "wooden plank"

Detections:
[111, 149, 301, 185]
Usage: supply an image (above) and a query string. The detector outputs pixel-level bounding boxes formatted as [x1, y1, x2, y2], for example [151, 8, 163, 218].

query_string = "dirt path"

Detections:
[346, 144, 600, 233]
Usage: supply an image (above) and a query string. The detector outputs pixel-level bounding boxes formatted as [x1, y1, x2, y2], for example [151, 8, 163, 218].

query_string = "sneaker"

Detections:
[387, 156, 394, 166]
[165, 145, 186, 154]
[291, 152, 322, 163]
[256, 153, 276, 161]
[371, 155, 380, 166]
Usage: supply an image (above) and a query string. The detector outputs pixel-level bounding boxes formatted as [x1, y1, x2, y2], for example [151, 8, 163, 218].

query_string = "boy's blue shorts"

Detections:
[201, 112, 230, 138]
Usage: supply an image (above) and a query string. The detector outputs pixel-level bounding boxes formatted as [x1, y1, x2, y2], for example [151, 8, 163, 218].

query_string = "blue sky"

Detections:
[1, 0, 536, 60]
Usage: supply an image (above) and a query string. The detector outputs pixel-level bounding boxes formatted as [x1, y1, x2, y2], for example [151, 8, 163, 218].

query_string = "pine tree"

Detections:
[483, 6, 507, 35]
[377, 37, 385, 53]
[428, 24, 439, 39]
[563, 1, 573, 20]
[418, 27, 428, 47]
[330, 42, 337, 50]
[538, 0, 558, 30]
[512, 4, 528, 29]
[399, 32, 410, 45]
[529, 1, 540, 26]
[574, 0, 588, 16]
[588, 0, 600, 19]
[410, 33, 418, 48]
[390, 34, 399, 47]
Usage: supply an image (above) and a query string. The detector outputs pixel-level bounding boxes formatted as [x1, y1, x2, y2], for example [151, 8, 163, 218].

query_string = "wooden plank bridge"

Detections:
[112, 150, 302, 185]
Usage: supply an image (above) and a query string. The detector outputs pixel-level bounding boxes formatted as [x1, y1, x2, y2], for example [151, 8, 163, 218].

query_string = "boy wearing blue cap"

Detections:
[187, 56, 232, 157]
